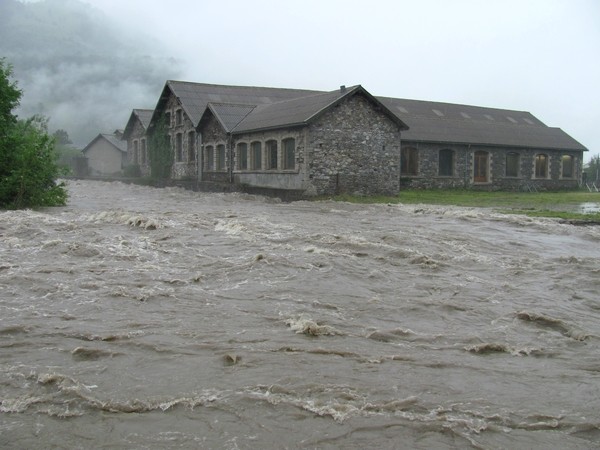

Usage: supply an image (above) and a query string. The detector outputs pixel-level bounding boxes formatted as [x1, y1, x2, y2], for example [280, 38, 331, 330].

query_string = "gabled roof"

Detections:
[122, 109, 154, 140]
[378, 97, 587, 150]
[230, 85, 408, 134]
[204, 103, 256, 132]
[82, 133, 127, 154]
[149, 81, 321, 129]
[145, 79, 587, 152]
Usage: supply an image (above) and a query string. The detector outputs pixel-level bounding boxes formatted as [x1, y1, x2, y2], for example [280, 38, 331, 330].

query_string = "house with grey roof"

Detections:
[122, 109, 153, 176]
[147, 80, 321, 181]
[141, 80, 587, 195]
[82, 132, 127, 176]
[378, 97, 587, 190]
[198, 85, 408, 195]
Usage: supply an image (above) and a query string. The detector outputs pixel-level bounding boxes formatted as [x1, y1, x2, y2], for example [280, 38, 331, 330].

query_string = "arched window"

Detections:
[217, 144, 226, 170]
[439, 149, 454, 176]
[562, 155, 574, 178]
[205, 145, 214, 171]
[133, 140, 139, 164]
[401, 146, 418, 175]
[251, 141, 262, 170]
[237, 143, 248, 170]
[535, 154, 548, 178]
[188, 131, 196, 162]
[266, 140, 278, 170]
[506, 152, 519, 177]
[283, 138, 295, 170]
[141, 139, 146, 165]
[175, 133, 183, 162]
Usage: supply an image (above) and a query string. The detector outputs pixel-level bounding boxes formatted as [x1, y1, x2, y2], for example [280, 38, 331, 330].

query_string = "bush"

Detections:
[0, 59, 67, 209]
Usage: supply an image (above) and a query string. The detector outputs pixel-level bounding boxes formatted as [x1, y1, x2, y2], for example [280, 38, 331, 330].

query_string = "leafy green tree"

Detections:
[0, 58, 67, 209]
[52, 128, 82, 173]
[148, 116, 172, 179]
[584, 155, 600, 183]
[53, 129, 72, 145]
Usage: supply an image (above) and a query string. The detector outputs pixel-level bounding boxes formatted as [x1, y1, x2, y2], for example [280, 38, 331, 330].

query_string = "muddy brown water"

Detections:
[1, 180, 599, 449]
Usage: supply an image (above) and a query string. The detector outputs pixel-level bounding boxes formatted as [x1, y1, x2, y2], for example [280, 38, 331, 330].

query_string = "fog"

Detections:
[0, 0, 182, 146]
[2, 0, 599, 160]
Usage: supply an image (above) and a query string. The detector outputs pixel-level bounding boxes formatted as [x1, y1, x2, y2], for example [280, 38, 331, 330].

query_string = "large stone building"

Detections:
[123, 80, 587, 195]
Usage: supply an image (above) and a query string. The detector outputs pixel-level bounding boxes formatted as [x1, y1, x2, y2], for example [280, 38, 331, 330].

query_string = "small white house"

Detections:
[82, 132, 127, 176]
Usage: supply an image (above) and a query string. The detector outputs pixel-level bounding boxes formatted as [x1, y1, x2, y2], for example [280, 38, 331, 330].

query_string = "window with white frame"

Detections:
[506, 152, 519, 177]
[535, 154, 548, 178]
[205, 145, 214, 171]
[439, 149, 454, 176]
[251, 141, 262, 170]
[562, 155, 574, 178]
[401, 147, 418, 175]
[217, 144, 226, 171]
[188, 131, 196, 162]
[175, 133, 183, 162]
[237, 143, 248, 170]
[133, 140, 139, 164]
[282, 138, 295, 170]
[266, 140, 278, 170]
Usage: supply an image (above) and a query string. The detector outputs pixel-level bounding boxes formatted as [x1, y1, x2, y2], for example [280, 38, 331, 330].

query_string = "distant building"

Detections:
[126, 80, 587, 195]
[122, 109, 153, 176]
[82, 132, 127, 176]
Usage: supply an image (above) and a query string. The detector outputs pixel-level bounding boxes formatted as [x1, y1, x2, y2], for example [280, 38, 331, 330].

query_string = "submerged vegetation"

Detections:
[329, 190, 600, 222]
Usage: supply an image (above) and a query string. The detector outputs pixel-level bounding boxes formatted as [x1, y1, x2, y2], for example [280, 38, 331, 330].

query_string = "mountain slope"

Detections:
[0, 0, 182, 146]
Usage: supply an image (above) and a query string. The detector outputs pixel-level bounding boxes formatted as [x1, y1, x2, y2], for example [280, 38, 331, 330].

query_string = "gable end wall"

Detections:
[307, 93, 401, 196]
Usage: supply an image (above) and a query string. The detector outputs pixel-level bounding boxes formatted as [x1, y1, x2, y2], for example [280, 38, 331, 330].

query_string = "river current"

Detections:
[1, 180, 599, 449]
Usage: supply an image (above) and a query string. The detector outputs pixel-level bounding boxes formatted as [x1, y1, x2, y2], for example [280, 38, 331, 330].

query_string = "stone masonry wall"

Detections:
[306, 93, 401, 196]
[400, 142, 582, 190]
[199, 114, 229, 183]
[231, 128, 306, 190]
[126, 118, 150, 176]
[164, 95, 197, 179]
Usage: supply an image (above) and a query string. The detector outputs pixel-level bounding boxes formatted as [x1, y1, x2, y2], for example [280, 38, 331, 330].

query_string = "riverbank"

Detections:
[330, 190, 600, 223]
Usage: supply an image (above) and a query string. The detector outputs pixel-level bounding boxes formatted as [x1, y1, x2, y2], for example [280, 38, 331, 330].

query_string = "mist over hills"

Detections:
[0, 0, 182, 147]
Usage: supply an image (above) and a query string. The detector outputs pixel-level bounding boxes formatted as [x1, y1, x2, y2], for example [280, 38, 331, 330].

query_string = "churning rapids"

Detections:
[1, 180, 599, 449]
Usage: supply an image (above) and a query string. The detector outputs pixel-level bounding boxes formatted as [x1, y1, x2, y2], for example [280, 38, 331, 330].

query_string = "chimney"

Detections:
[340, 85, 346, 93]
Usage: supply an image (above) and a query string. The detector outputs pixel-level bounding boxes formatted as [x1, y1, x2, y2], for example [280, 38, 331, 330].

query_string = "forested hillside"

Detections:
[0, 0, 181, 146]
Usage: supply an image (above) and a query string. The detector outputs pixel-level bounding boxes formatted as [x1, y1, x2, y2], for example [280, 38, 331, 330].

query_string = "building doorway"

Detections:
[474, 151, 489, 183]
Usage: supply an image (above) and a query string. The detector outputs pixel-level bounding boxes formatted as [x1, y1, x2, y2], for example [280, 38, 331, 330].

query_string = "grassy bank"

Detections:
[330, 190, 600, 222]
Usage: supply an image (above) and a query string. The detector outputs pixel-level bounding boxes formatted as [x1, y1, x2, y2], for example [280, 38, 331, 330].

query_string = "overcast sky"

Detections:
[80, 0, 598, 161]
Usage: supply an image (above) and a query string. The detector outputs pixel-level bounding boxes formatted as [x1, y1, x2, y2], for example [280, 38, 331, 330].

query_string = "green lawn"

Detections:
[329, 190, 600, 222]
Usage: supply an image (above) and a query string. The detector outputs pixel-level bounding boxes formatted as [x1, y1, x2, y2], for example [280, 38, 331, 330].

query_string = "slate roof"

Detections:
[151, 80, 587, 152]
[152, 81, 321, 129]
[134, 109, 154, 129]
[378, 97, 587, 150]
[82, 133, 127, 154]
[206, 103, 256, 133]
[232, 85, 408, 133]
[122, 108, 154, 140]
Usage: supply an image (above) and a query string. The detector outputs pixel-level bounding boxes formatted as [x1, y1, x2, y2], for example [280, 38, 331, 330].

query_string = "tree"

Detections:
[584, 154, 600, 183]
[53, 129, 72, 145]
[0, 58, 67, 209]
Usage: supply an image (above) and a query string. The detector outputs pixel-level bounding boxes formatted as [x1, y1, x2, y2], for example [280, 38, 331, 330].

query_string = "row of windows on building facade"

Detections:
[400, 148, 576, 180]
[131, 136, 298, 171]
[132, 138, 574, 180]
[204, 138, 297, 172]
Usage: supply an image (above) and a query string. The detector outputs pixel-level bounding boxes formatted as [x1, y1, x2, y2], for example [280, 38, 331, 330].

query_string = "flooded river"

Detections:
[1, 180, 599, 449]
